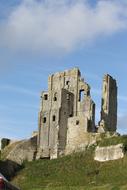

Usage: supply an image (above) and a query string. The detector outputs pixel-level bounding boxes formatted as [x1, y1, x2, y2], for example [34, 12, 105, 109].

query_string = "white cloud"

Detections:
[0, 0, 127, 53]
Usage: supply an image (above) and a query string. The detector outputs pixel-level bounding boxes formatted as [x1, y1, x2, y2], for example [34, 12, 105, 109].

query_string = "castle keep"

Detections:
[37, 68, 117, 159]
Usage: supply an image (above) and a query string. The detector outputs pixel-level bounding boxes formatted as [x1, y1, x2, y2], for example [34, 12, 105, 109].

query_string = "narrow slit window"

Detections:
[43, 117, 46, 123]
[53, 115, 56, 121]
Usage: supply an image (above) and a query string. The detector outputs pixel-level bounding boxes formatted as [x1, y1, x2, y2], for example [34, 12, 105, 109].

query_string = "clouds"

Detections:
[0, 0, 127, 53]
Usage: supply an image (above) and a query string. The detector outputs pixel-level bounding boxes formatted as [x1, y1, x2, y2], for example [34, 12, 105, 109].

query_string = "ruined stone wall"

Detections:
[78, 96, 95, 132]
[58, 89, 74, 156]
[38, 89, 61, 158]
[48, 68, 79, 116]
[38, 91, 50, 158]
[37, 68, 97, 159]
[49, 89, 74, 159]
[100, 74, 117, 132]
[94, 144, 124, 162]
[37, 87, 74, 159]
[65, 117, 101, 154]
[1, 136, 37, 165]
[37, 68, 117, 159]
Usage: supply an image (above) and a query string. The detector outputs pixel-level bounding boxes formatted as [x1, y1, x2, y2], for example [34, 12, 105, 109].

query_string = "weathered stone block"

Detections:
[94, 144, 124, 162]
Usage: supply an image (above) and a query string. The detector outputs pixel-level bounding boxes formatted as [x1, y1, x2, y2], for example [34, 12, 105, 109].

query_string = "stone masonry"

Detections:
[37, 68, 117, 159]
[98, 74, 117, 132]
[94, 144, 124, 162]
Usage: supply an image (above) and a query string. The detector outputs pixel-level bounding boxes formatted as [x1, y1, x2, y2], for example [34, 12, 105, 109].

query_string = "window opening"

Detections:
[76, 120, 79, 125]
[65, 80, 70, 89]
[66, 81, 70, 85]
[54, 93, 57, 101]
[79, 90, 84, 101]
[43, 117, 46, 123]
[54, 96, 57, 101]
[44, 94, 48, 100]
[53, 115, 56, 121]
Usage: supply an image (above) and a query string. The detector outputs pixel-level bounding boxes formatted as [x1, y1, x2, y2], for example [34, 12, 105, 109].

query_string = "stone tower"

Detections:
[99, 74, 117, 132]
[37, 68, 96, 159]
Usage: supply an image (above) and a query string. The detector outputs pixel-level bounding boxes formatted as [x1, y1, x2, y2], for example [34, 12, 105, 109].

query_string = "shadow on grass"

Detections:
[0, 159, 24, 181]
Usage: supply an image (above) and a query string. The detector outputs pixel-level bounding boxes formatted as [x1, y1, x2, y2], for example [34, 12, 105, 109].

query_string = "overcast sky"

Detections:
[0, 0, 127, 139]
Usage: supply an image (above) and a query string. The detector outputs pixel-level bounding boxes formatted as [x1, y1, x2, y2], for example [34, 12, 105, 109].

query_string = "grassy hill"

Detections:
[12, 144, 127, 190]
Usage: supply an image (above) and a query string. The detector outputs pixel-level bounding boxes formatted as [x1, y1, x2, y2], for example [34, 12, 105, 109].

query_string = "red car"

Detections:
[0, 173, 20, 190]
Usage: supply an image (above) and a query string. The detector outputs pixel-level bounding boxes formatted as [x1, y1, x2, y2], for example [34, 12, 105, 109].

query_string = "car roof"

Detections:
[0, 173, 8, 182]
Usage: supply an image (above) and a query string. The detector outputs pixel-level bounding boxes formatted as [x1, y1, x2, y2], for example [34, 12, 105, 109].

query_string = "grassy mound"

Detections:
[12, 146, 127, 190]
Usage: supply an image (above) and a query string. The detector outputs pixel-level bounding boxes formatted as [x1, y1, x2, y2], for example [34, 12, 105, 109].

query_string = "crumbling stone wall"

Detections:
[37, 68, 117, 159]
[65, 117, 101, 155]
[37, 68, 96, 159]
[94, 144, 124, 162]
[99, 74, 117, 132]
[1, 136, 37, 165]
[37, 88, 74, 159]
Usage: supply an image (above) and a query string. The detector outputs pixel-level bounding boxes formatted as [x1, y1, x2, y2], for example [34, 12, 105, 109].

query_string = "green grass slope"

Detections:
[98, 135, 127, 149]
[12, 146, 127, 190]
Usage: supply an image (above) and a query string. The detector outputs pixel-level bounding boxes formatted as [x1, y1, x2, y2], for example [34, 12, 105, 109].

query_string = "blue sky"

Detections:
[0, 0, 127, 139]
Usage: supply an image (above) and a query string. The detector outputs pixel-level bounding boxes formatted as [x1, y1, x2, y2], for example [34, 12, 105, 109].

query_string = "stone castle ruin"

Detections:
[99, 74, 117, 132]
[37, 68, 117, 159]
[0, 68, 118, 165]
